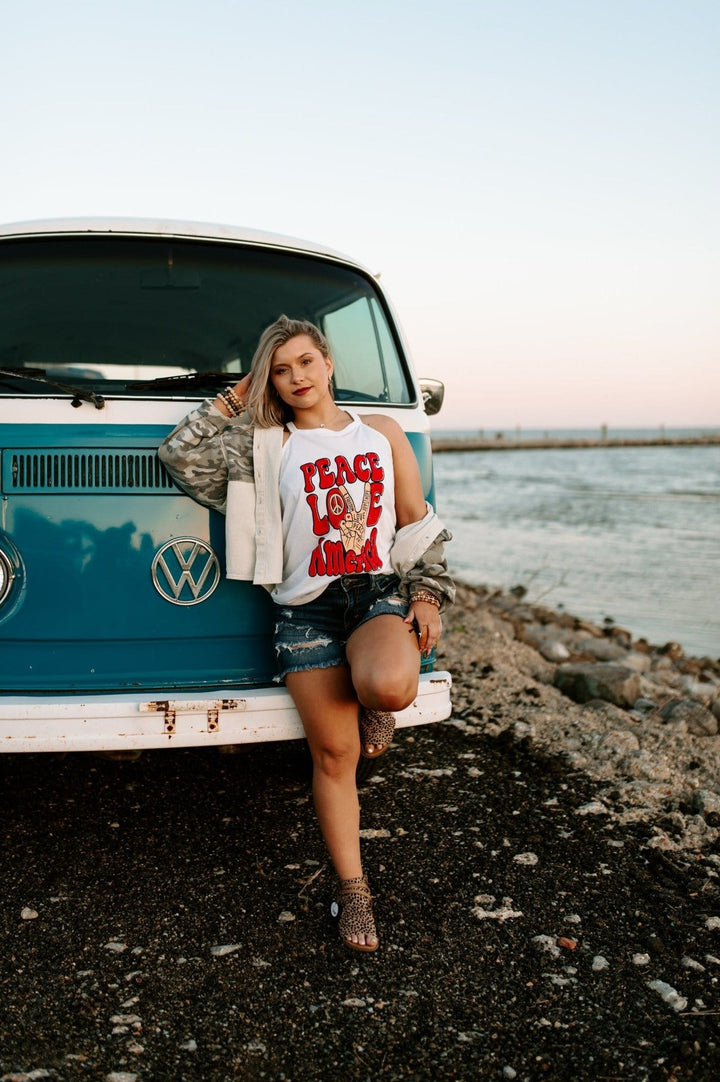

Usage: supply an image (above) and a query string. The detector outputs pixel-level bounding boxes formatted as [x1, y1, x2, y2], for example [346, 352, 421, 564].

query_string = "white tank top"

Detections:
[272, 411, 397, 605]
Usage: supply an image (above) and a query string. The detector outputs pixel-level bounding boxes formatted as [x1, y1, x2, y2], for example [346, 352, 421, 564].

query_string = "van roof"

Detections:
[0, 217, 362, 267]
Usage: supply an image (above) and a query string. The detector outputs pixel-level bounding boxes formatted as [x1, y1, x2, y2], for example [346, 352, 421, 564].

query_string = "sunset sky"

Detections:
[1, 0, 717, 429]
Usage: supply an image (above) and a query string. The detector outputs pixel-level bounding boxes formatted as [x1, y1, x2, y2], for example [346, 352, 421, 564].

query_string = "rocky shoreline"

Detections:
[437, 581, 720, 853]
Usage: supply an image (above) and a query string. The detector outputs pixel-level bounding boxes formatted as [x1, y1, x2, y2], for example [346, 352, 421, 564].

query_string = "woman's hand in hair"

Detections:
[215, 372, 252, 417]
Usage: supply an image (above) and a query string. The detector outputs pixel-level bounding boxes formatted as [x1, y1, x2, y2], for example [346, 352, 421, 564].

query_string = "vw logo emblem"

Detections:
[151, 537, 221, 606]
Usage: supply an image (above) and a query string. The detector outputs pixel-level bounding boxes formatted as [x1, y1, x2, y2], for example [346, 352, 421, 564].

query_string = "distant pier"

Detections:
[431, 434, 720, 453]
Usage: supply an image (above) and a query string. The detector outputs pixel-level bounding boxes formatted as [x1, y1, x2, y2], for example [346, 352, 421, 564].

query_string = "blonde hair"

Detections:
[247, 315, 332, 428]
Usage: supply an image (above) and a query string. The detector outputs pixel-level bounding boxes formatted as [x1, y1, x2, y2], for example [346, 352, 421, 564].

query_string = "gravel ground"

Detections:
[2, 584, 720, 1082]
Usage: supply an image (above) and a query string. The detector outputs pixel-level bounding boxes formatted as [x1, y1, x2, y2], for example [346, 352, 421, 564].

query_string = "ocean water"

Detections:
[432, 437, 720, 659]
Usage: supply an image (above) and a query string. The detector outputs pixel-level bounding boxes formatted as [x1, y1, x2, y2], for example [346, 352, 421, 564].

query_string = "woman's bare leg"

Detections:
[346, 614, 421, 753]
[285, 664, 377, 949]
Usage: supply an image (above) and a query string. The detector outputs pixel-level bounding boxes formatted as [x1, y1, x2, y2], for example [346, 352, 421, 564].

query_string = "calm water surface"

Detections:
[433, 443, 720, 658]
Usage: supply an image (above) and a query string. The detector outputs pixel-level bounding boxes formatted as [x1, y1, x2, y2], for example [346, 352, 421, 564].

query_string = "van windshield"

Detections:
[0, 237, 414, 404]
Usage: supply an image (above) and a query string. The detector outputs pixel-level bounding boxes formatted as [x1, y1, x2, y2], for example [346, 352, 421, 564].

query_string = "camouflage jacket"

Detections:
[159, 400, 454, 607]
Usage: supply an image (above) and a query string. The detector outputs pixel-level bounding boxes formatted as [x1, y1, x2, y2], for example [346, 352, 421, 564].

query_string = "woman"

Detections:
[159, 315, 453, 952]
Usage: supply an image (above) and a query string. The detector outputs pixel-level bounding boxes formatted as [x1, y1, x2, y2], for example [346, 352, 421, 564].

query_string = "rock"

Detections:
[210, 943, 242, 956]
[592, 955, 610, 971]
[601, 729, 641, 756]
[541, 640, 571, 662]
[692, 790, 720, 825]
[557, 937, 577, 950]
[650, 657, 683, 687]
[513, 851, 539, 865]
[110, 1014, 141, 1026]
[532, 934, 560, 958]
[575, 801, 609, 816]
[472, 895, 521, 921]
[632, 697, 658, 713]
[20, 907, 38, 921]
[624, 653, 652, 674]
[554, 663, 642, 708]
[659, 698, 718, 735]
[659, 642, 684, 660]
[576, 637, 628, 662]
[648, 978, 688, 1012]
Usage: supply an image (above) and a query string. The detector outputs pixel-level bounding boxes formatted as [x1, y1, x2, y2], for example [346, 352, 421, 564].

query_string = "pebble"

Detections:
[532, 935, 560, 958]
[648, 979, 688, 1012]
[277, 911, 295, 923]
[473, 898, 523, 921]
[633, 953, 651, 966]
[20, 908, 38, 921]
[513, 851, 539, 865]
[1, 1073, 54, 1081]
[575, 801, 609, 816]
[704, 916, 720, 931]
[557, 937, 577, 951]
[591, 955, 610, 971]
[210, 943, 242, 956]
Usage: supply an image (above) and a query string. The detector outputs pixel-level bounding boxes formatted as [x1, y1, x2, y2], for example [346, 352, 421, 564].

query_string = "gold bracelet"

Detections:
[411, 590, 441, 608]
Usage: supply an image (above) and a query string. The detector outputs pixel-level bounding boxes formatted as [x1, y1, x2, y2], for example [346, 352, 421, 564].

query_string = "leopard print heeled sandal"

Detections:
[332, 875, 379, 953]
[359, 708, 396, 759]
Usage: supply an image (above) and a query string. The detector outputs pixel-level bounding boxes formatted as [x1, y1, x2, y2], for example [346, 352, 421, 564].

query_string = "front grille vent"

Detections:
[4, 450, 175, 494]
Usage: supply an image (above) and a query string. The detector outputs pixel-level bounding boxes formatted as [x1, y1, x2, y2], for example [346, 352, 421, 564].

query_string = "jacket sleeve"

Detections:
[158, 400, 235, 513]
[389, 504, 455, 611]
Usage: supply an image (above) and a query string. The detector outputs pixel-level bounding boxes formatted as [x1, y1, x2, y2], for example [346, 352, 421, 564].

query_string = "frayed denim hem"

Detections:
[272, 658, 347, 684]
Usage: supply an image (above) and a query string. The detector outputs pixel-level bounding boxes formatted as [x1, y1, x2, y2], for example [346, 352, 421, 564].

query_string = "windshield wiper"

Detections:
[0, 367, 105, 409]
[125, 371, 238, 390]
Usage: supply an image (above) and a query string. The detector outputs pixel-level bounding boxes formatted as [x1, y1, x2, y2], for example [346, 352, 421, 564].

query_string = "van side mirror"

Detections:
[419, 378, 445, 416]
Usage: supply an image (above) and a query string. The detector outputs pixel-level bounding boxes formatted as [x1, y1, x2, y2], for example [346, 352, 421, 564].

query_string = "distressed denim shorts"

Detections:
[273, 572, 407, 682]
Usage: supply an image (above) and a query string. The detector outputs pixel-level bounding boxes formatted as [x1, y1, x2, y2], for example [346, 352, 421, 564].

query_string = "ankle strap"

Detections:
[338, 875, 371, 898]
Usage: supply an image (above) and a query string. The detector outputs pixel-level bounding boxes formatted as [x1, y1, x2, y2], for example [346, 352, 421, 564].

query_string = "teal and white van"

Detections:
[0, 219, 451, 753]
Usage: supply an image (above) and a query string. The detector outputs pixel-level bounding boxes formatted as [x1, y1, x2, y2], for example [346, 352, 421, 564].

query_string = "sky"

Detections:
[1, 0, 718, 430]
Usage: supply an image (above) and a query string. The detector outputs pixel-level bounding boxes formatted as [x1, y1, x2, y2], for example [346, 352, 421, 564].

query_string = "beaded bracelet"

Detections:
[411, 589, 441, 608]
[218, 387, 245, 417]
[225, 386, 245, 414]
